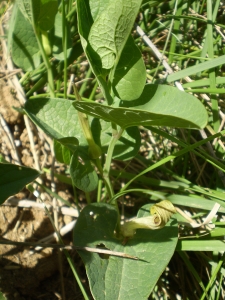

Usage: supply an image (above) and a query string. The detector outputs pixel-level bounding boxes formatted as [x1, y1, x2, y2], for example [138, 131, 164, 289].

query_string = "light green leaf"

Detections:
[89, 0, 111, 20]
[113, 35, 146, 100]
[24, 97, 87, 146]
[70, 153, 98, 192]
[73, 203, 178, 299]
[0, 163, 40, 204]
[91, 119, 141, 160]
[10, 8, 41, 71]
[89, 0, 142, 69]
[73, 84, 208, 129]
[16, 0, 36, 24]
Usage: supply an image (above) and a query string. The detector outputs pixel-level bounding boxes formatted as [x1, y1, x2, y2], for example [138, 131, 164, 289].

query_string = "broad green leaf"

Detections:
[89, 0, 111, 20]
[113, 35, 146, 101]
[25, 97, 139, 160]
[77, 0, 143, 103]
[24, 97, 87, 146]
[91, 119, 141, 160]
[37, 0, 58, 31]
[73, 203, 178, 299]
[70, 152, 98, 192]
[73, 84, 208, 129]
[16, 0, 36, 24]
[17, 0, 58, 31]
[89, 0, 142, 69]
[76, 0, 113, 103]
[0, 163, 40, 204]
[10, 8, 41, 71]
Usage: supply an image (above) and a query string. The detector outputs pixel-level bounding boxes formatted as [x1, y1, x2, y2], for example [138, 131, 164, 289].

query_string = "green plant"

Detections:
[2, 0, 225, 299]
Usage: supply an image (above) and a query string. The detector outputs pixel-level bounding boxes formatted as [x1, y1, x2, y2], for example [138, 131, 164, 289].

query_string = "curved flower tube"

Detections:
[121, 200, 176, 238]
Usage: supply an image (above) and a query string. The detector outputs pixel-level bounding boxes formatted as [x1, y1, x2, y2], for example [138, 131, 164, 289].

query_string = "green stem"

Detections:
[73, 84, 102, 159]
[94, 158, 114, 200]
[104, 125, 124, 176]
[35, 26, 55, 97]
[89, 80, 98, 100]
[102, 125, 124, 216]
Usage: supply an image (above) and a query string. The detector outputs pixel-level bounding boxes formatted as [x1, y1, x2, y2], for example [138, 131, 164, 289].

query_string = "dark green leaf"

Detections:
[70, 153, 98, 192]
[73, 84, 208, 129]
[0, 163, 40, 204]
[24, 97, 87, 146]
[37, 0, 58, 31]
[10, 7, 41, 71]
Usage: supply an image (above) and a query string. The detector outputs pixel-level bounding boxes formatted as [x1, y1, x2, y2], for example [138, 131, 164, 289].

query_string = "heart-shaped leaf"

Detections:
[17, 0, 58, 31]
[73, 84, 208, 129]
[73, 203, 178, 299]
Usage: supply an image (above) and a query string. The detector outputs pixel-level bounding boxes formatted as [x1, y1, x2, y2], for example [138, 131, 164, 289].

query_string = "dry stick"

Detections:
[24, 115, 41, 171]
[67, 73, 75, 95]
[135, 24, 225, 187]
[0, 238, 138, 260]
[0, 113, 21, 164]
[0, 69, 22, 79]
[4, 198, 79, 217]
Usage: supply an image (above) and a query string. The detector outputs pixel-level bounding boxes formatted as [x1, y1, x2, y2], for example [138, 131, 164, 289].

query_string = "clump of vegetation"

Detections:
[1, 0, 225, 299]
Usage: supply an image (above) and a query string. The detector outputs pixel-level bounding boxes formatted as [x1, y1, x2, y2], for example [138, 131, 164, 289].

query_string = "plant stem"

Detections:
[94, 158, 114, 200]
[73, 84, 102, 159]
[102, 125, 124, 212]
[34, 27, 55, 97]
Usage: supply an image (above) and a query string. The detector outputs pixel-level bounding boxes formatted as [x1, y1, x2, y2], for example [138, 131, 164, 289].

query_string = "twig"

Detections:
[4, 197, 79, 217]
[0, 238, 138, 260]
[24, 115, 41, 170]
[176, 202, 220, 228]
[0, 113, 21, 164]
